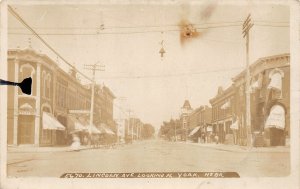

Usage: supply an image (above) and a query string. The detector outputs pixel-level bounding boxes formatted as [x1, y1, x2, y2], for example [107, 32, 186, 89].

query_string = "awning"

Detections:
[67, 115, 87, 132]
[265, 105, 285, 130]
[230, 120, 239, 130]
[268, 69, 284, 91]
[89, 125, 102, 134]
[43, 112, 65, 130]
[221, 101, 230, 109]
[189, 126, 201, 136]
[99, 123, 115, 135]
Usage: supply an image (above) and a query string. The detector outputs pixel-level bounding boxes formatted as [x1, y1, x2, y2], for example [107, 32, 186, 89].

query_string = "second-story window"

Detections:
[56, 82, 66, 108]
[43, 72, 51, 99]
[20, 63, 35, 95]
[45, 74, 51, 99]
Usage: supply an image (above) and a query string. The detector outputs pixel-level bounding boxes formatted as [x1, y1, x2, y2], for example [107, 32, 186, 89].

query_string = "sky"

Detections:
[7, 1, 290, 130]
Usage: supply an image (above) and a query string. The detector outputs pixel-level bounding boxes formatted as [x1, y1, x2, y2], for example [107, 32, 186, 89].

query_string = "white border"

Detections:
[1, 0, 299, 189]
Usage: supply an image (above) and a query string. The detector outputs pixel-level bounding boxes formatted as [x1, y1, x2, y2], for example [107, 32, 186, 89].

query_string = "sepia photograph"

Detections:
[0, 0, 299, 189]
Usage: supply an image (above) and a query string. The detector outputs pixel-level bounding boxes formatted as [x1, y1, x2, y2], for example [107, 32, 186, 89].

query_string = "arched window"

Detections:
[20, 63, 35, 79]
[268, 68, 284, 99]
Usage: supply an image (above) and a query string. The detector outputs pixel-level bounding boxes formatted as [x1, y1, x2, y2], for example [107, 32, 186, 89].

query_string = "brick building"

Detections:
[209, 85, 236, 144]
[7, 48, 115, 146]
[232, 53, 290, 146]
[188, 105, 212, 143]
[209, 53, 290, 147]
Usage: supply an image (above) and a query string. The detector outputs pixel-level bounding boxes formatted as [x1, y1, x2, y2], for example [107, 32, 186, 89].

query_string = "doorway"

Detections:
[18, 116, 35, 144]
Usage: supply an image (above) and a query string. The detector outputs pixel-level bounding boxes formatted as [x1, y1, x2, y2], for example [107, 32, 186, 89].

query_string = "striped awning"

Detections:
[42, 112, 65, 130]
[265, 105, 285, 130]
[189, 126, 201, 136]
[67, 115, 87, 132]
[100, 123, 115, 135]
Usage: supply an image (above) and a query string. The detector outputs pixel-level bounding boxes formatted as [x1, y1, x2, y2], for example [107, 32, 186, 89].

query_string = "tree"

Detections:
[141, 123, 155, 139]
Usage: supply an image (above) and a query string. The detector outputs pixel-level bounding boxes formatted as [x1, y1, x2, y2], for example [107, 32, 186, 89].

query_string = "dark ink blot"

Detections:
[0, 77, 32, 95]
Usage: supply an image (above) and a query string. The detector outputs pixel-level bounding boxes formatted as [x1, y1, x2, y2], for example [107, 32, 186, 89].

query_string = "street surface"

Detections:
[7, 140, 290, 177]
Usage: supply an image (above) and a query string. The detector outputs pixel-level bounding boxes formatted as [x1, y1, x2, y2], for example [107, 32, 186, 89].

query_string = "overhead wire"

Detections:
[8, 23, 289, 36]
[7, 6, 289, 80]
[94, 66, 245, 79]
[7, 5, 93, 82]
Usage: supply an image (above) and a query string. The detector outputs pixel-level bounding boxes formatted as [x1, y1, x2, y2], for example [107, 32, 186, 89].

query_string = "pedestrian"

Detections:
[214, 134, 219, 144]
[201, 133, 206, 143]
[70, 133, 81, 151]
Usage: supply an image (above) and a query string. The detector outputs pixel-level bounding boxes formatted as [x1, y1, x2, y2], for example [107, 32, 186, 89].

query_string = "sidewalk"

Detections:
[7, 145, 96, 153]
[177, 141, 290, 153]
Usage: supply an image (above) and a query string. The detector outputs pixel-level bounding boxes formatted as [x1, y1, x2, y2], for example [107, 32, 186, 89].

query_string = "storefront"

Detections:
[41, 112, 66, 146]
[265, 104, 286, 146]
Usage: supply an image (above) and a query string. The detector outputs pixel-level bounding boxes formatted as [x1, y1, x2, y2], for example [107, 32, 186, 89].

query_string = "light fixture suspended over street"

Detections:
[159, 31, 166, 60]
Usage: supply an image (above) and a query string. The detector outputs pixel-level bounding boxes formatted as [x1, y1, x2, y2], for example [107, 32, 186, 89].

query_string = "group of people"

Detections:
[70, 133, 117, 151]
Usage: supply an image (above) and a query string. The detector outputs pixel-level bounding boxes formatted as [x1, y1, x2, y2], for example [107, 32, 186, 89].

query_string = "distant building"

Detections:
[7, 48, 115, 146]
[209, 86, 235, 144]
[188, 105, 212, 143]
[179, 100, 193, 141]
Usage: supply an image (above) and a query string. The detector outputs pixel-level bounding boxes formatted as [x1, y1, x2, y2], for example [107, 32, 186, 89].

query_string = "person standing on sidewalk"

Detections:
[214, 134, 219, 144]
[231, 114, 239, 145]
[70, 133, 81, 151]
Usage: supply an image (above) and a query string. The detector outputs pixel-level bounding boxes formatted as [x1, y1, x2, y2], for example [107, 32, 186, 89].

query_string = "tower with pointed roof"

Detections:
[180, 100, 193, 141]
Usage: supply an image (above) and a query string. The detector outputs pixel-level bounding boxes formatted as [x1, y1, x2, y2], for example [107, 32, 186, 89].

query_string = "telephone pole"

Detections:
[84, 62, 105, 146]
[117, 97, 127, 144]
[127, 109, 132, 143]
[242, 14, 254, 147]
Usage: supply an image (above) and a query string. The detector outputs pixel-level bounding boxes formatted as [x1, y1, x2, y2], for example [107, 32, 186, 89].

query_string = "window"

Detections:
[20, 64, 35, 95]
[56, 83, 67, 108]
[43, 72, 46, 97]
[45, 74, 51, 98]
[20, 64, 35, 79]
[268, 69, 284, 99]
[42, 72, 51, 99]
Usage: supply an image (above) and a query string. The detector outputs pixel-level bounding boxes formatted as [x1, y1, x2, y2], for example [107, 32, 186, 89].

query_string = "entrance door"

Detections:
[18, 116, 35, 144]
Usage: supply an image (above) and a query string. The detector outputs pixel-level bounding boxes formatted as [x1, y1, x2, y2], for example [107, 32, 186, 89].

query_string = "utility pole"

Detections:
[117, 97, 127, 144]
[127, 109, 132, 143]
[132, 116, 135, 142]
[84, 62, 105, 146]
[242, 14, 254, 148]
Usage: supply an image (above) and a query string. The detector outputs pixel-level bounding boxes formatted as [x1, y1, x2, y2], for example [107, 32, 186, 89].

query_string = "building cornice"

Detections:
[232, 54, 290, 82]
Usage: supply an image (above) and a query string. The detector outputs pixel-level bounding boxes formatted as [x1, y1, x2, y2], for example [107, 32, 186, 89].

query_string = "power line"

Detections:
[8, 20, 288, 31]
[7, 23, 244, 36]
[7, 5, 93, 82]
[8, 21, 244, 30]
[8, 23, 289, 36]
[94, 67, 244, 79]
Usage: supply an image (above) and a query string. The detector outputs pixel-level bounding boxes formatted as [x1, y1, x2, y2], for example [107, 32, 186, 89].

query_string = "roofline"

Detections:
[209, 85, 235, 104]
[232, 53, 290, 82]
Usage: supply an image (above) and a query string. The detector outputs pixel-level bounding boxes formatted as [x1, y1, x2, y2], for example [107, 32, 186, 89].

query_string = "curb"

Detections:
[179, 142, 289, 153]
